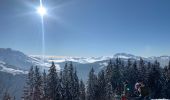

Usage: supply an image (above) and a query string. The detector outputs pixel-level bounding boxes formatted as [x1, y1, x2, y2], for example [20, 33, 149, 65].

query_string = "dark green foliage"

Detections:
[128, 61, 139, 95]
[112, 58, 122, 95]
[86, 68, 98, 100]
[105, 82, 113, 100]
[79, 80, 85, 100]
[162, 61, 170, 98]
[138, 58, 146, 82]
[22, 66, 34, 100]
[148, 61, 162, 98]
[61, 62, 80, 100]
[21, 59, 170, 100]
[97, 70, 106, 100]
[47, 62, 61, 100]
[105, 59, 114, 84]
[34, 66, 43, 100]
[42, 70, 48, 100]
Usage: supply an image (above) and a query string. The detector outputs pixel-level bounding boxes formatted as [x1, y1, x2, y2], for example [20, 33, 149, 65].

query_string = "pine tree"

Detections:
[42, 70, 48, 100]
[97, 70, 106, 100]
[86, 68, 98, 100]
[145, 62, 152, 86]
[162, 61, 170, 98]
[73, 69, 80, 100]
[62, 63, 71, 100]
[28, 66, 35, 99]
[34, 66, 43, 100]
[64, 62, 80, 100]
[148, 60, 162, 98]
[61, 62, 80, 100]
[123, 59, 131, 82]
[68, 62, 75, 100]
[58, 71, 63, 100]
[79, 80, 85, 100]
[105, 59, 113, 84]
[47, 62, 61, 100]
[105, 82, 113, 100]
[112, 58, 122, 95]
[67, 62, 75, 100]
[128, 60, 139, 95]
[22, 66, 34, 100]
[127, 59, 132, 69]
[138, 58, 146, 82]
[22, 86, 29, 100]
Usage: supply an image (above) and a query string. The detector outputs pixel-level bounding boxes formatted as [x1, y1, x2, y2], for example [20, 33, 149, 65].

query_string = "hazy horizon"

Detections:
[1, 48, 170, 58]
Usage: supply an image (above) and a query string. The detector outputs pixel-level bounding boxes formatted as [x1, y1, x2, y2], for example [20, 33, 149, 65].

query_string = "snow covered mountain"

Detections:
[0, 48, 170, 100]
[0, 48, 49, 74]
[32, 53, 170, 67]
[31, 55, 113, 64]
[113, 53, 141, 60]
[0, 48, 170, 75]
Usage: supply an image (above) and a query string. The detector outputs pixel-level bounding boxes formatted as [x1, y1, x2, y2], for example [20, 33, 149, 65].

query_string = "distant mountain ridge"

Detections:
[32, 53, 170, 66]
[0, 48, 170, 75]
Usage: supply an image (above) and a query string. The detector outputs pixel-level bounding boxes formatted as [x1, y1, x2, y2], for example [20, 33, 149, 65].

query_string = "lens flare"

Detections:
[38, 0, 46, 67]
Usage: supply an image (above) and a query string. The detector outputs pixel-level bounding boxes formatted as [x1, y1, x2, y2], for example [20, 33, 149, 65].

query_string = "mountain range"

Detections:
[0, 48, 170, 99]
[0, 48, 170, 75]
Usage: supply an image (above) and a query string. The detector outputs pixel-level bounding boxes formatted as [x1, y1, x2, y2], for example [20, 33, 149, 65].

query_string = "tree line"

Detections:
[2, 58, 170, 100]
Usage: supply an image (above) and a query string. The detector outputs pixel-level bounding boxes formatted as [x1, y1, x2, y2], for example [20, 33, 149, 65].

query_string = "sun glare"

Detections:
[37, 6, 47, 16]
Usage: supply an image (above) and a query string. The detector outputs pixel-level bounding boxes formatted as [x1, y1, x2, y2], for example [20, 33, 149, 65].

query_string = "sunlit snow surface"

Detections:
[0, 61, 28, 75]
[30, 55, 112, 64]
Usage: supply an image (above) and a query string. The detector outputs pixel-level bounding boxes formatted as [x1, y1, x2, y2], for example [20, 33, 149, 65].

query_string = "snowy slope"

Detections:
[0, 48, 40, 70]
[0, 48, 62, 74]
[0, 48, 47, 74]
[0, 61, 27, 75]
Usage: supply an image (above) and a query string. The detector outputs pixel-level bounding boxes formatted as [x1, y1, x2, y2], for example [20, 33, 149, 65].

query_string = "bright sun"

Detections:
[37, 6, 47, 16]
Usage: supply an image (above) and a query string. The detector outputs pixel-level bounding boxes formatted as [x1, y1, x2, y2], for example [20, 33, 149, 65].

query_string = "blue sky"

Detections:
[0, 0, 170, 57]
